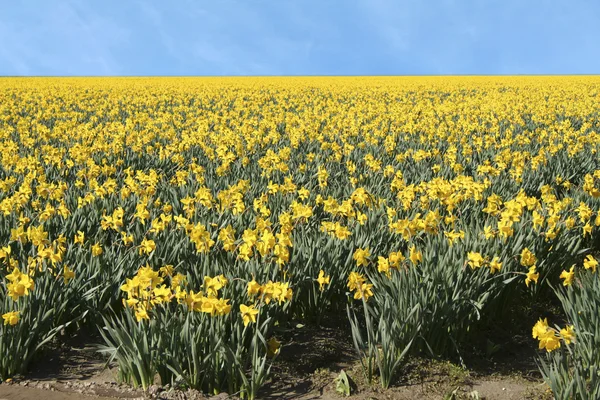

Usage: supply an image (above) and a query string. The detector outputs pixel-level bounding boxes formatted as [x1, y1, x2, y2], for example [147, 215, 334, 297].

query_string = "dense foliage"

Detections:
[1, 77, 599, 398]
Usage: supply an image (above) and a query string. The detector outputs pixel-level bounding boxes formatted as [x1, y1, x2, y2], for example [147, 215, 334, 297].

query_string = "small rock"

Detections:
[148, 384, 161, 395]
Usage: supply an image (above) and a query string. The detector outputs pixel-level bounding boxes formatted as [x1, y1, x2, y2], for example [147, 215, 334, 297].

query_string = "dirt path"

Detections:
[0, 372, 547, 400]
[0, 385, 119, 400]
[0, 323, 551, 400]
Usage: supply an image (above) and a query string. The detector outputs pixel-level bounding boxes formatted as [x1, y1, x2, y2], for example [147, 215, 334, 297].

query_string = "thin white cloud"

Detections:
[1, 0, 598, 75]
[0, 0, 130, 75]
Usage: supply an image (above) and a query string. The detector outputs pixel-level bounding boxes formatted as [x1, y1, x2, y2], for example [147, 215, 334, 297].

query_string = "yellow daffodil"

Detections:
[352, 247, 370, 267]
[467, 252, 485, 269]
[91, 243, 103, 257]
[520, 248, 537, 267]
[63, 265, 75, 284]
[584, 255, 598, 273]
[316, 270, 331, 291]
[525, 265, 539, 287]
[559, 266, 575, 286]
[240, 304, 259, 326]
[2, 311, 20, 326]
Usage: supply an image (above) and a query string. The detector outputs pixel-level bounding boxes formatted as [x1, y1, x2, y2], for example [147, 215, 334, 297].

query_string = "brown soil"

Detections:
[0, 322, 552, 400]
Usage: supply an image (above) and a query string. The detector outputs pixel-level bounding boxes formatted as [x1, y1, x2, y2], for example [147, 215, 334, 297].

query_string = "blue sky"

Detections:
[0, 0, 598, 76]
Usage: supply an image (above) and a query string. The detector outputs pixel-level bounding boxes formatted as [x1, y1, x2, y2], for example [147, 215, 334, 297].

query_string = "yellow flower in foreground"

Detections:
[352, 247, 370, 267]
[483, 225, 495, 239]
[152, 285, 172, 304]
[533, 318, 575, 351]
[159, 264, 174, 277]
[91, 243, 103, 256]
[5, 267, 23, 283]
[583, 255, 598, 273]
[377, 256, 390, 276]
[583, 223, 593, 237]
[525, 265, 539, 287]
[347, 271, 365, 291]
[334, 224, 352, 240]
[135, 304, 150, 322]
[520, 248, 537, 267]
[263, 281, 293, 305]
[560, 325, 576, 344]
[467, 252, 485, 269]
[559, 266, 575, 286]
[538, 331, 561, 352]
[0, 245, 11, 260]
[267, 337, 281, 357]
[388, 251, 404, 269]
[353, 282, 374, 301]
[204, 275, 226, 297]
[139, 238, 156, 255]
[201, 297, 231, 316]
[356, 212, 368, 225]
[409, 245, 422, 265]
[2, 311, 20, 326]
[489, 257, 502, 274]
[347, 271, 374, 301]
[240, 304, 259, 326]
[317, 270, 331, 291]
[74, 230, 85, 245]
[121, 232, 134, 246]
[63, 265, 75, 284]
[247, 279, 262, 297]
[6, 268, 35, 301]
[532, 318, 560, 352]
[532, 318, 549, 339]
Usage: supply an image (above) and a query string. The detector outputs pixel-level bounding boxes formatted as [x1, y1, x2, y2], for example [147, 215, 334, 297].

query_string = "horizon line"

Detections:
[1, 74, 600, 78]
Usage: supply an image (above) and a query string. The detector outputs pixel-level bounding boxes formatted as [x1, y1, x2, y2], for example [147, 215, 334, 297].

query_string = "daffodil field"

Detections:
[1, 77, 600, 398]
